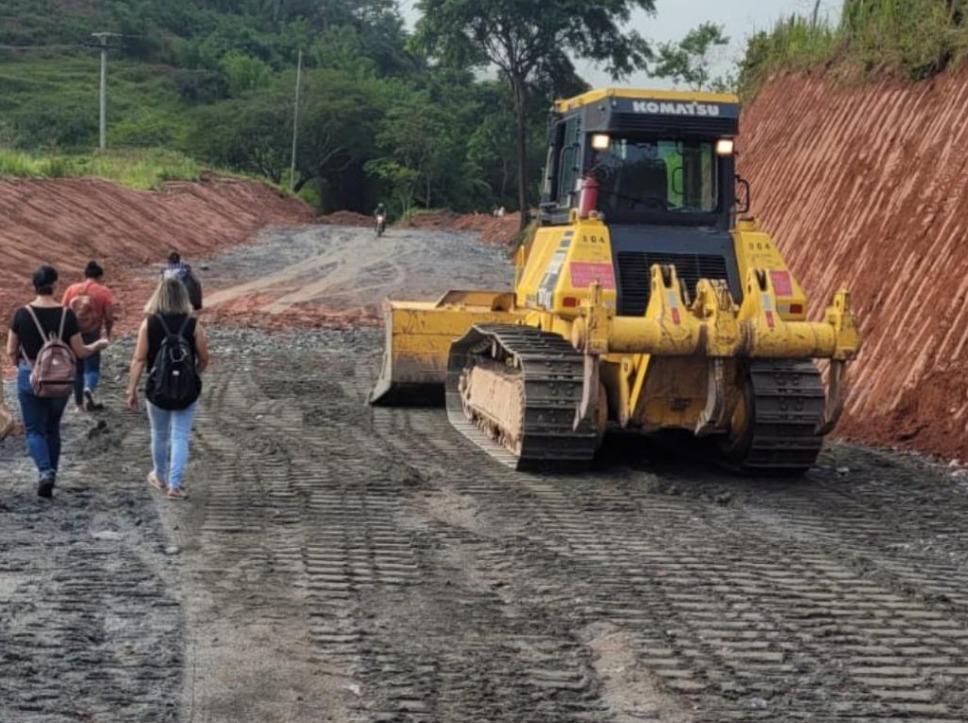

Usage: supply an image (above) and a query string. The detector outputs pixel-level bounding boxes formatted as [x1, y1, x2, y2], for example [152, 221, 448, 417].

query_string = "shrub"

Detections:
[740, 0, 968, 97]
[220, 52, 272, 97]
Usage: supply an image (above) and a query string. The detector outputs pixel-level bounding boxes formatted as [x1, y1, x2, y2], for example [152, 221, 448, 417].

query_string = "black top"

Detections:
[9, 305, 80, 363]
[146, 314, 197, 372]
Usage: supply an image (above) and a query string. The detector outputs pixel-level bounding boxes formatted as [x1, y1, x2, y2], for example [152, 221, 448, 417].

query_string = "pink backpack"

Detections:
[24, 306, 76, 398]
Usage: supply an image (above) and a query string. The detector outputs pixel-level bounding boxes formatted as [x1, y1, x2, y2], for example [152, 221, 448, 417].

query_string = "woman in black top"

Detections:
[125, 277, 210, 499]
[5, 266, 109, 498]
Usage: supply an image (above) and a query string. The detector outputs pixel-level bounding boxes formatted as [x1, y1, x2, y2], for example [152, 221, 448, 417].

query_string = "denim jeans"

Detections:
[74, 331, 102, 406]
[17, 364, 69, 476]
[146, 401, 197, 490]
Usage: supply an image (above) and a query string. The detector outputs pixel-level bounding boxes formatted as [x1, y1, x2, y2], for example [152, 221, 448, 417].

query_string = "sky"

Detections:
[398, 0, 843, 88]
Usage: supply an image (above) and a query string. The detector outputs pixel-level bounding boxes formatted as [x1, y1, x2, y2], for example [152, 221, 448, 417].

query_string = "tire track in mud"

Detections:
[0, 353, 182, 723]
[6, 324, 968, 721]
[172, 328, 614, 722]
[7, 323, 966, 722]
[366, 367, 968, 720]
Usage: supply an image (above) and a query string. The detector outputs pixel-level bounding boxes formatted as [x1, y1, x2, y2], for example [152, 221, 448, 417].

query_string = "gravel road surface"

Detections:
[3, 225, 968, 722]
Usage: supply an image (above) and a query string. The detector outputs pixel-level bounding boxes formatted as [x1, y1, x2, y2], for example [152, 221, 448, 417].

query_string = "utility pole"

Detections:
[289, 49, 303, 194]
[91, 32, 121, 151]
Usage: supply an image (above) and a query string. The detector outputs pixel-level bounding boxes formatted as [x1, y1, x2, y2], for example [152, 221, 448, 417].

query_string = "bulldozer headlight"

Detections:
[716, 138, 735, 156]
[591, 133, 611, 151]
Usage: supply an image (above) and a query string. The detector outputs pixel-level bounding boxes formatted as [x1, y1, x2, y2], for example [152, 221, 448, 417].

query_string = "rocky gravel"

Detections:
[3, 225, 968, 722]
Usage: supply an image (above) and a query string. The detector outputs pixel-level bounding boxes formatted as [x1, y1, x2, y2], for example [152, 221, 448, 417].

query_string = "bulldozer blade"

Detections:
[0, 381, 14, 441]
[368, 291, 520, 407]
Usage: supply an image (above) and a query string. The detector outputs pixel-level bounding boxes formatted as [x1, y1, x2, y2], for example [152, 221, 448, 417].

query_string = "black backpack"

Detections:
[146, 315, 201, 410]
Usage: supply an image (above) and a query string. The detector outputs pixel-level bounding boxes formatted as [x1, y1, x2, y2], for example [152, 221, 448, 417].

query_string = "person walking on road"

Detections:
[162, 252, 203, 312]
[125, 277, 210, 500]
[6, 265, 110, 498]
[62, 260, 117, 412]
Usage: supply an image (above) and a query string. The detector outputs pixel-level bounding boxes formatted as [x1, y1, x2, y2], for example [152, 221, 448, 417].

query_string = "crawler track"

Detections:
[724, 360, 826, 474]
[446, 325, 599, 470]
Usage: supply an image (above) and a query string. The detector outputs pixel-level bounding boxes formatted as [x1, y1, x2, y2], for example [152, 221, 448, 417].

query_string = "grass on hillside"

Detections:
[0, 50, 194, 151]
[0, 147, 269, 191]
[740, 0, 968, 97]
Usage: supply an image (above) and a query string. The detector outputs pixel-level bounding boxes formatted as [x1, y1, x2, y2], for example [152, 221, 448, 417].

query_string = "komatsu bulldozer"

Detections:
[370, 88, 861, 474]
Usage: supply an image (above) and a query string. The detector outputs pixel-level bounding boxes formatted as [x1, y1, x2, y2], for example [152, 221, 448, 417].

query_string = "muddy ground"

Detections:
[3, 225, 968, 722]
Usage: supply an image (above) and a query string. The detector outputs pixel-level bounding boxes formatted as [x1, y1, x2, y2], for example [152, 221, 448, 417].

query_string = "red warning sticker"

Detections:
[570, 262, 616, 289]
[770, 270, 793, 297]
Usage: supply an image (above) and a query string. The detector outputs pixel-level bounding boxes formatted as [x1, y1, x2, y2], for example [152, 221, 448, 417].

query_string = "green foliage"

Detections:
[466, 84, 518, 207]
[0, 147, 239, 190]
[220, 52, 272, 96]
[0, 52, 193, 150]
[739, 0, 968, 97]
[369, 91, 454, 210]
[841, 0, 963, 79]
[365, 159, 420, 216]
[413, 0, 655, 78]
[414, 0, 655, 222]
[653, 23, 730, 91]
[0, 0, 628, 214]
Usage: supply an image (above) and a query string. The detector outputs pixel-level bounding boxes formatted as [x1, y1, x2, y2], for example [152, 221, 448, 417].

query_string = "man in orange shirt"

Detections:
[62, 261, 117, 412]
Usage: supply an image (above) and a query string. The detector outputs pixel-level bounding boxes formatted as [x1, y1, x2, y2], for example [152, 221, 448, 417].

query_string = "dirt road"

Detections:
[3, 225, 968, 722]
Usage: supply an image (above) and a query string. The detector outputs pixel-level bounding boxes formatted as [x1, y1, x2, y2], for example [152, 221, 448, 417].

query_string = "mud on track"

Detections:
[3, 225, 968, 722]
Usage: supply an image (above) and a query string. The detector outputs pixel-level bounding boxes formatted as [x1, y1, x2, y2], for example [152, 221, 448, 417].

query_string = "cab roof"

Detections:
[555, 88, 740, 114]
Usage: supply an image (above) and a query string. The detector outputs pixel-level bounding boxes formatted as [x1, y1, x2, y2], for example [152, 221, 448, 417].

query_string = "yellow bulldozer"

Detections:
[371, 88, 861, 474]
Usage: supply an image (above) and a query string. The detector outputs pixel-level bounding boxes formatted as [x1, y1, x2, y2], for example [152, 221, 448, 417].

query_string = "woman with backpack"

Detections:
[5, 266, 110, 498]
[125, 277, 210, 500]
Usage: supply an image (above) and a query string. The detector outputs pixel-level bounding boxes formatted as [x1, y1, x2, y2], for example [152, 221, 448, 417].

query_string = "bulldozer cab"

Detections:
[539, 89, 741, 231]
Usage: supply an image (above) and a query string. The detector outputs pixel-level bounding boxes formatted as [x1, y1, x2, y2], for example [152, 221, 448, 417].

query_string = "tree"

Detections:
[220, 52, 272, 96]
[366, 91, 452, 211]
[191, 69, 380, 204]
[653, 22, 730, 91]
[414, 0, 655, 228]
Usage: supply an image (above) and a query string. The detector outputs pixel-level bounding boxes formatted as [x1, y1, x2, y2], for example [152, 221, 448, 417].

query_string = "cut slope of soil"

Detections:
[741, 70, 968, 461]
[0, 175, 313, 336]
[405, 211, 521, 246]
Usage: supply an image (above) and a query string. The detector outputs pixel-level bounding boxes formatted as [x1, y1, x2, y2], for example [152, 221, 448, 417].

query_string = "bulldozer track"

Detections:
[729, 360, 826, 474]
[446, 325, 600, 471]
[6, 333, 968, 720]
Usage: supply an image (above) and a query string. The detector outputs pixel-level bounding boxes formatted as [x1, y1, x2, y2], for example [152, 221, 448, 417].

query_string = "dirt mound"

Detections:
[205, 294, 382, 331]
[405, 211, 521, 246]
[452, 213, 522, 246]
[317, 210, 372, 227]
[741, 70, 968, 461]
[0, 175, 313, 338]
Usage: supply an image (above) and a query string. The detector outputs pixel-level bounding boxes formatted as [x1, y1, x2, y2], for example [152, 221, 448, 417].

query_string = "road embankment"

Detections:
[742, 71, 968, 461]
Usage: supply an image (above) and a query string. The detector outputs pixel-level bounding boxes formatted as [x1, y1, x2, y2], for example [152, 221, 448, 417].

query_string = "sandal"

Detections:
[166, 487, 187, 500]
[148, 471, 167, 492]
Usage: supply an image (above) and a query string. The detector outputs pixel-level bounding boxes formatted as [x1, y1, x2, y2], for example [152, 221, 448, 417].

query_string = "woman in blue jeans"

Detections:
[6, 265, 110, 498]
[125, 277, 210, 500]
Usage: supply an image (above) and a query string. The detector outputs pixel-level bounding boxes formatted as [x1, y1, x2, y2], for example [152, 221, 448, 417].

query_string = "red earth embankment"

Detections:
[741, 71, 968, 461]
[0, 175, 313, 335]
[404, 211, 522, 246]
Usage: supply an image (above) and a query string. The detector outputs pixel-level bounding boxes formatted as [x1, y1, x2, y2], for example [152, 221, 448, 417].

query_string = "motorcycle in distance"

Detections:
[375, 212, 387, 237]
